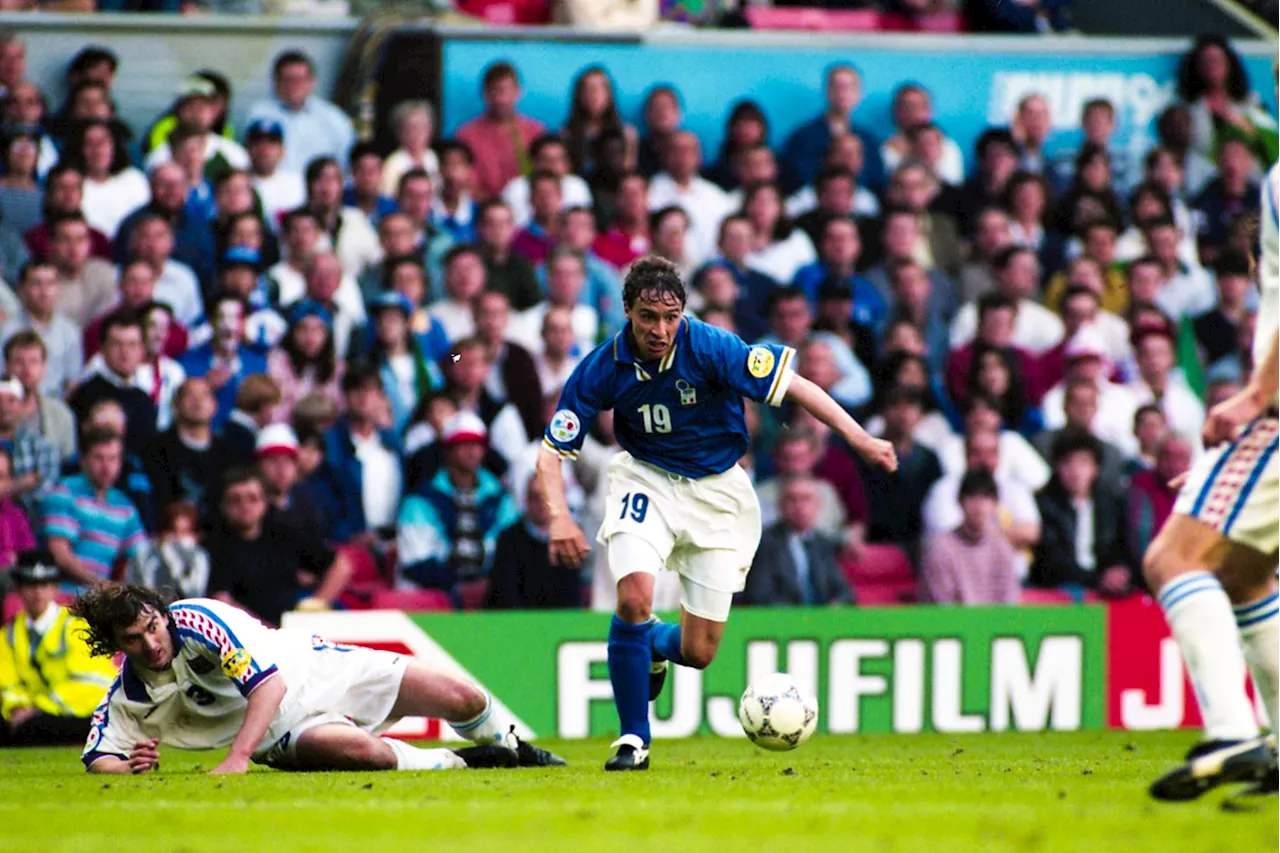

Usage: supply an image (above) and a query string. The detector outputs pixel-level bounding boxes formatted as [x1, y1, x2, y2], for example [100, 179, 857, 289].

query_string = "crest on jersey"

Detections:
[221, 648, 251, 680]
[549, 409, 581, 443]
[676, 379, 697, 406]
[747, 347, 775, 379]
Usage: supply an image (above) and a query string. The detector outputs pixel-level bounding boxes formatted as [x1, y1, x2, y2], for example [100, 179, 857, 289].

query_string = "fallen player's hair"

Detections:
[73, 583, 174, 658]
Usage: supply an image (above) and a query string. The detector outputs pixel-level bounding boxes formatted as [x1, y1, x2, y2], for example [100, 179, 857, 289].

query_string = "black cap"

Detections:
[12, 549, 60, 585]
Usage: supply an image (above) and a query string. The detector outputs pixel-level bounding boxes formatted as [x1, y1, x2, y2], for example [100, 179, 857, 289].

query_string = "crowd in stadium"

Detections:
[0, 29, 1272, 620]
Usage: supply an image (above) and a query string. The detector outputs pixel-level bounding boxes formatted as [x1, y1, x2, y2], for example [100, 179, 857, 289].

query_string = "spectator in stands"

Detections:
[66, 120, 149, 241]
[1039, 274, 1131, 394]
[922, 425, 1041, 580]
[397, 412, 519, 603]
[178, 294, 268, 430]
[956, 130, 1019, 231]
[0, 130, 43, 237]
[1041, 325, 1138, 454]
[550, 206, 624, 336]
[432, 141, 478, 244]
[442, 337, 528, 469]
[918, 470, 1018, 605]
[886, 161, 963, 278]
[865, 207, 956, 323]
[756, 428, 848, 536]
[758, 285, 869, 400]
[648, 205, 696, 282]
[145, 76, 248, 178]
[707, 215, 777, 339]
[1003, 171, 1063, 281]
[1193, 250, 1253, 367]
[254, 424, 329, 547]
[512, 248, 598, 356]
[742, 182, 816, 285]
[956, 207, 1011, 304]
[1030, 429, 1132, 595]
[267, 300, 343, 424]
[1009, 93, 1053, 176]
[530, 306, 582, 402]
[472, 289, 542, 443]
[511, 171, 562, 265]
[303, 157, 381, 280]
[80, 261, 172, 361]
[203, 249, 285, 352]
[743, 474, 852, 607]
[205, 467, 352, 625]
[1130, 404, 1169, 472]
[208, 169, 280, 271]
[964, 344, 1044, 436]
[949, 246, 1062, 357]
[1119, 181, 1199, 268]
[125, 214, 202, 329]
[646, 130, 733, 269]
[593, 172, 650, 270]
[789, 165, 878, 247]
[1127, 326, 1205, 447]
[344, 142, 395, 225]
[136, 301, 187, 432]
[722, 145, 783, 212]
[1, 260, 79, 397]
[67, 399, 155, 534]
[793, 216, 880, 324]
[1033, 376, 1128, 492]
[0, 451, 34, 568]
[476, 200, 541, 312]
[1177, 35, 1272, 168]
[4, 85, 55, 185]
[561, 66, 635, 178]
[503, 135, 592, 230]
[69, 311, 156, 458]
[880, 83, 964, 187]
[114, 163, 216, 288]
[324, 364, 402, 549]
[43, 427, 145, 588]
[0, 551, 116, 748]
[222, 373, 280, 464]
[298, 252, 365, 360]
[144, 377, 233, 520]
[884, 258, 950, 378]
[1193, 137, 1261, 267]
[430, 246, 486, 344]
[0, 375, 58, 513]
[128, 502, 210, 600]
[938, 392, 1050, 492]
[46, 213, 115, 330]
[456, 61, 546, 201]
[487, 470, 580, 610]
[381, 101, 439, 199]
[5, 333, 75, 461]
[1053, 143, 1125, 239]
[47, 47, 117, 143]
[245, 120, 303, 232]
[783, 64, 880, 190]
[247, 50, 353, 175]
[365, 291, 440, 433]
[1127, 430, 1193, 561]
[586, 127, 632, 230]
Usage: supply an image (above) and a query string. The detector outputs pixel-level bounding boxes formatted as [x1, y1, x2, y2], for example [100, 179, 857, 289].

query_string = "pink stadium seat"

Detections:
[369, 588, 455, 612]
[1019, 588, 1076, 605]
[336, 546, 392, 610]
[842, 544, 918, 606]
[744, 7, 880, 31]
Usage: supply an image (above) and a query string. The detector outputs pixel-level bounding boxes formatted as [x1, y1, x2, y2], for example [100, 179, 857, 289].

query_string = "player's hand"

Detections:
[209, 754, 251, 775]
[128, 738, 162, 775]
[1202, 385, 1263, 447]
[548, 515, 590, 569]
[853, 436, 898, 473]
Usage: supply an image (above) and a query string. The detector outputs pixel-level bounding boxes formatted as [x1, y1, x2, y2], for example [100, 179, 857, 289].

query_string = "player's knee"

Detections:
[615, 579, 653, 624]
[350, 736, 397, 770]
[681, 646, 715, 670]
[1141, 533, 1182, 589]
[452, 680, 488, 720]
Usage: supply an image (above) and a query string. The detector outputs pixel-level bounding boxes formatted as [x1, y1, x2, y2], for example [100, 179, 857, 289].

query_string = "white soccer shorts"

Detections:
[597, 451, 762, 607]
[254, 644, 410, 768]
[1173, 414, 1278, 556]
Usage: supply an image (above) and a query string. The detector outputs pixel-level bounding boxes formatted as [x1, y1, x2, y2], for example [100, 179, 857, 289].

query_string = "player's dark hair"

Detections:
[622, 256, 686, 311]
[1051, 427, 1102, 467]
[74, 583, 174, 658]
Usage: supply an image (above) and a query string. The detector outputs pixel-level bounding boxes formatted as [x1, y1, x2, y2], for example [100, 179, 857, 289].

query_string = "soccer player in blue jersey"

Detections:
[537, 257, 897, 771]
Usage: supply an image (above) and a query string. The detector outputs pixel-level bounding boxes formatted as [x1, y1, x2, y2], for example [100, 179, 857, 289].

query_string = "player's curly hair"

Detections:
[622, 256, 687, 311]
[73, 584, 174, 658]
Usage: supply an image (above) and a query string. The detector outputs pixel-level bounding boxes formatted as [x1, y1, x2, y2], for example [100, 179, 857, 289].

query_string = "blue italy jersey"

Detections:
[543, 317, 796, 479]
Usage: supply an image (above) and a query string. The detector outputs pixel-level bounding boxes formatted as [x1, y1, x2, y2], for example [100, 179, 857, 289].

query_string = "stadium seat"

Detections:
[1019, 588, 1076, 605]
[335, 546, 392, 611]
[368, 589, 455, 612]
[842, 544, 918, 606]
[744, 7, 880, 31]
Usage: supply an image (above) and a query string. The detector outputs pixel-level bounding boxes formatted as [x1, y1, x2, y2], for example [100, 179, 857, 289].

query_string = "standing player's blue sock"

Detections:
[650, 620, 684, 666]
[608, 615, 652, 743]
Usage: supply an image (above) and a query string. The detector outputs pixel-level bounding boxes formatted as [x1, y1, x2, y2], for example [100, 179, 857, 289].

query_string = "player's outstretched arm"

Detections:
[536, 446, 591, 569]
[785, 375, 898, 472]
[87, 738, 161, 775]
[1203, 329, 1279, 447]
[209, 673, 287, 775]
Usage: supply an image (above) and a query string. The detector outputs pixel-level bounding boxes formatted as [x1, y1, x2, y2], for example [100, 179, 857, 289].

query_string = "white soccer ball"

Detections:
[737, 672, 818, 752]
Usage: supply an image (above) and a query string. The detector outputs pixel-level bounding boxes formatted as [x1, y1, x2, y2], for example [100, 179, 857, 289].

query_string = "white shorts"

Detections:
[253, 644, 409, 769]
[1173, 414, 1278, 556]
[597, 451, 762, 611]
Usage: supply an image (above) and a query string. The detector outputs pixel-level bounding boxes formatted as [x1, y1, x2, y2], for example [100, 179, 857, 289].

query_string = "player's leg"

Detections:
[605, 534, 664, 771]
[284, 721, 466, 771]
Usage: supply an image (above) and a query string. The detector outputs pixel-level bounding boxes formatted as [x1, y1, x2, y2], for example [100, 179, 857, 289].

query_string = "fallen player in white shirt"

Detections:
[75, 585, 565, 774]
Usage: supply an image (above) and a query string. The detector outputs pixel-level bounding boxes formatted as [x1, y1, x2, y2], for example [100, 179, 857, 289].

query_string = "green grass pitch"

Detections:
[1, 731, 1274, 853]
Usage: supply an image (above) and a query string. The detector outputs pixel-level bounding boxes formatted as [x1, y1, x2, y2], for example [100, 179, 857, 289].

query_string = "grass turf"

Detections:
[1, 731, 1274, 853]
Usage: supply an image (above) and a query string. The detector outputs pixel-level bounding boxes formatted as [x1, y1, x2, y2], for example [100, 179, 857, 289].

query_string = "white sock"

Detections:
[448, 692, 514, 745]
[1234, 589, 1280, 732]
[382, 737, 466, 771]
[1157, 572, 1259, 742]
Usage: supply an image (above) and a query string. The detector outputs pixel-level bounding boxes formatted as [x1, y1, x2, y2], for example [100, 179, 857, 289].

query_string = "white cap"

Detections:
[441, 411, 488, 445]
[1064, 324, 1108, 361]
[255, 423, 298, 457]
[0, 377, 24, 399]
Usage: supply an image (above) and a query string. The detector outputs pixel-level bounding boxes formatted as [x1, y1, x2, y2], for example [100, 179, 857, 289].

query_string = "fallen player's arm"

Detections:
[209, 673, 287, 775]
[784, 375, 898, 472]
[87, 738, 161, 775]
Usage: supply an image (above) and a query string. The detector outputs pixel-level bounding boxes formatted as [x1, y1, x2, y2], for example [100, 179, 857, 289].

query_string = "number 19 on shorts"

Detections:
[620, 492, 649, 522]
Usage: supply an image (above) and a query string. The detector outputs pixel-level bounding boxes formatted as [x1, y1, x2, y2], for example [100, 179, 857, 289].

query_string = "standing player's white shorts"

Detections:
[597, 450, 761, 622]
[254, 643, 410, 769]
[1172, 413, 1279, 555]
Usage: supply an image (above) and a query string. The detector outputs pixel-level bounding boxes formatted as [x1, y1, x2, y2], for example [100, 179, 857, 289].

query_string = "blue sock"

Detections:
[607, 615, 652, 744]
[650, 620, 685, 666]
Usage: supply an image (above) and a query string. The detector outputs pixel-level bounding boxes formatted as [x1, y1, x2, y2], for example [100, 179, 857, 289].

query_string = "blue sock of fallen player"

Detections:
[608, 615, 652, 743]
[650, 620, 685, 666]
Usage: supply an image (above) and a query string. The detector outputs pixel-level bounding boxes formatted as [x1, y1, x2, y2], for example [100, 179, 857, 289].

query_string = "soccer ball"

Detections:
[737, 672, 818, 751]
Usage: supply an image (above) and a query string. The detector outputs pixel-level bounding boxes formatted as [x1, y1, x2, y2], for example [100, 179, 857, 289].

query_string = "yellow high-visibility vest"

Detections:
[0, 607, 118, 720]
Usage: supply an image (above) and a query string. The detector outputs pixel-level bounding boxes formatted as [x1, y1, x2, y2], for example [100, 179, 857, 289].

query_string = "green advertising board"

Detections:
[399, 606, 1107, 739]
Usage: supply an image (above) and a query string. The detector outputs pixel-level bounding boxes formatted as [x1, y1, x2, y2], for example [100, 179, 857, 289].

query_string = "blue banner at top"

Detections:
[441, 36, 1277, 175]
